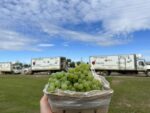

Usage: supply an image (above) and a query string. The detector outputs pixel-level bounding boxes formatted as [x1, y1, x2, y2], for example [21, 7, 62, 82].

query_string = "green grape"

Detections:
[88, 72, 93, 76]
[73, 74, 78, 80]
[48, 78, 54, 82]
[87, 75, 94, 81]
[48, 85, 55, 92]
[78, 84, 84, 91]
[72, 87, 76, 91]
[92, 79, 97, 84]
[68, 69, 75, 73]
[47, 63, 102, 92]
[75, 67, 80, 72]
[78, 79, 82, 83]
[68, 85, 72, 90]
[56, 74, 62, 79]
[83, 71, 88, 76]
[61, 71, 66, 77]
[74, 83, 79, 89]
[50, 82, 55, 86]
[61, 83, 68, 90]
[68, 74, 73, 79]
[67, 74, 74, 82]
[54, 80, 60, 88]
[64, 81, 71, 85]
[48, 83, 55, 92]
[85, 86, 91, 91]
[92, 84, 98, 90]
[80, 74, 86, 79]
[61, 76, 67, 81]
[83, 82, 89, 88]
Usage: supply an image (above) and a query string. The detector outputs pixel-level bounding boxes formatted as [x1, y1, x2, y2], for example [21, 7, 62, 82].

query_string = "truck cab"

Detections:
[12, 65, 22, 74]
[137, 59, 150, 76]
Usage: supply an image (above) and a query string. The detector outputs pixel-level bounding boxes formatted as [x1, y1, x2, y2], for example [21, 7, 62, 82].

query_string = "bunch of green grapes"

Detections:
[47, 63, 102, 92]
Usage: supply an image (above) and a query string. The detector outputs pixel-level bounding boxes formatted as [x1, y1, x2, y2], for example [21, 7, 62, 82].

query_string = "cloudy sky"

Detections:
[0, 0, 150, 62]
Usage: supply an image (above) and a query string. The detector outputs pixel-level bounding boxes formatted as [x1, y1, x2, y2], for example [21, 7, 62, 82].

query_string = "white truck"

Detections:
[90, 54, 150, 76]
[31, 57, 67, 74]
[0, 62, 22, 74]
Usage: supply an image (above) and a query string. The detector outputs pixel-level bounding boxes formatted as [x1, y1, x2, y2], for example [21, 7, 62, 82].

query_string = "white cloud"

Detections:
[0, 29, 38, 50]
[35, 0, 150, 45]
[63, 44, 69, 47]
[38, 43, 55, 47]
[0, 0, 150, 49]
[102, 0, 150, 34]
[62, 42, 69, 47]
[41, 24, 130, 46]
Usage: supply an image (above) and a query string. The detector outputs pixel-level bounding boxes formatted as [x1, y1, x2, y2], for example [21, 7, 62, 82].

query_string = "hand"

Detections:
[40, 94, 52, 113]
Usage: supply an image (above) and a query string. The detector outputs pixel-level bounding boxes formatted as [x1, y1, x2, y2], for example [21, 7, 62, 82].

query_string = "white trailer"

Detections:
[90, 54, 150, 76]
[31, 57, 67, 74]
[0, 62, 12, 74]
[0, 62, 22, 74]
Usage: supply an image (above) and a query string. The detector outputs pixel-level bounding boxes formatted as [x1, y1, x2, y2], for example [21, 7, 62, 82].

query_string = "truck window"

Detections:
[139, 61, 144, 66]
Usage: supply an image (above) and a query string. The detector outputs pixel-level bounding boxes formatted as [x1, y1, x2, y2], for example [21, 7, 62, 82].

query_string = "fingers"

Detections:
[40, 94, 48, 104]
[40, 95, 52, 113]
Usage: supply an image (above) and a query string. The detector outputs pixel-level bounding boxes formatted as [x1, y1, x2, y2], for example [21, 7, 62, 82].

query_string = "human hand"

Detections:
[40, 94, 52, 113]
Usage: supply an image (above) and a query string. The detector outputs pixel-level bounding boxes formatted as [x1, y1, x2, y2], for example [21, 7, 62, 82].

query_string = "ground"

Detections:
[108, 76, 150, 113]
[0, 74, 150, 113]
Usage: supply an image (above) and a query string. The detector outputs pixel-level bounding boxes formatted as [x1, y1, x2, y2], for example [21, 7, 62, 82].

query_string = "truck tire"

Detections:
[31, 71, 35, 75]
[47, 71, 51, 75]
[101, 71, 110, 76]
[95, 71, 101, 75]
[146, 71, 150, 77]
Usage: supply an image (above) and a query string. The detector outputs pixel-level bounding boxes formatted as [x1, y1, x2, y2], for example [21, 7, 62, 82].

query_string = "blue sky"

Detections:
[0, 0, 150, 63]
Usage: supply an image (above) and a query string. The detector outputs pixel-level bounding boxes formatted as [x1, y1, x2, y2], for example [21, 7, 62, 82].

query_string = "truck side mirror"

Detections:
[33, 62, 35, 65]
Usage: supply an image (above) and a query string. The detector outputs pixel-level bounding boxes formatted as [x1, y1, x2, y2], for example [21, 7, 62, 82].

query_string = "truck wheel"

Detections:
[96, 71, 101, 75]
[101, 71, 110, 76]
[31, 71, 34, 75]
[47, 71, 51, 75]
[146, 71, 150, 77]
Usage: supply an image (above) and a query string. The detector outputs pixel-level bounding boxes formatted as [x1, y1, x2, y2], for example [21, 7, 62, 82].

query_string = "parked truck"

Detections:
[31, 57, 67, 74]
[0, 62, 22, 74]
[90, 54, 150, 76]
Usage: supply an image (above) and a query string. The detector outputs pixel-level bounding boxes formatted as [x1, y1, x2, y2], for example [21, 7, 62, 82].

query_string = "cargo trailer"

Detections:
[0, 62, 22, 74]
[90, 54, 150, 76]
[31, 57, 67, 74]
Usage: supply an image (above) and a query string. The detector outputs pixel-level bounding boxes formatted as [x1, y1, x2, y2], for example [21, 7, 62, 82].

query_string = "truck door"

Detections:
[137, 60, 145, 71]
[119, 56, 126, 70]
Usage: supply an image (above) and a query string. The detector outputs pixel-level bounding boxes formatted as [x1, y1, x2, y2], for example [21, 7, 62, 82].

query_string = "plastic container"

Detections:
[43, 69, 113, 113]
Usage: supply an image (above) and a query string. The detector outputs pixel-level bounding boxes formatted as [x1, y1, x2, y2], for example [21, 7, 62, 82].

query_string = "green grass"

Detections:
[0, 75, 150, 113]
[108, 76, 150, 113]
[0, 75, 49, 113]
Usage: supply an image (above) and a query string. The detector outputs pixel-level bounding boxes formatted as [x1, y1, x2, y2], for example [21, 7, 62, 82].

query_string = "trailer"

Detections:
[0, 62, 12, 74]
[31, 57, 67, 74]
[0, 62, 22, 74]
[90, 54, 150, 76]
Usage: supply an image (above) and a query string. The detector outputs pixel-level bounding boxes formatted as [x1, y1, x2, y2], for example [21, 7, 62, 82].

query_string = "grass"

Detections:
[108, 76, 150, 113]
[0, 75, 150, 113]
[0, 75, 49, 113]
